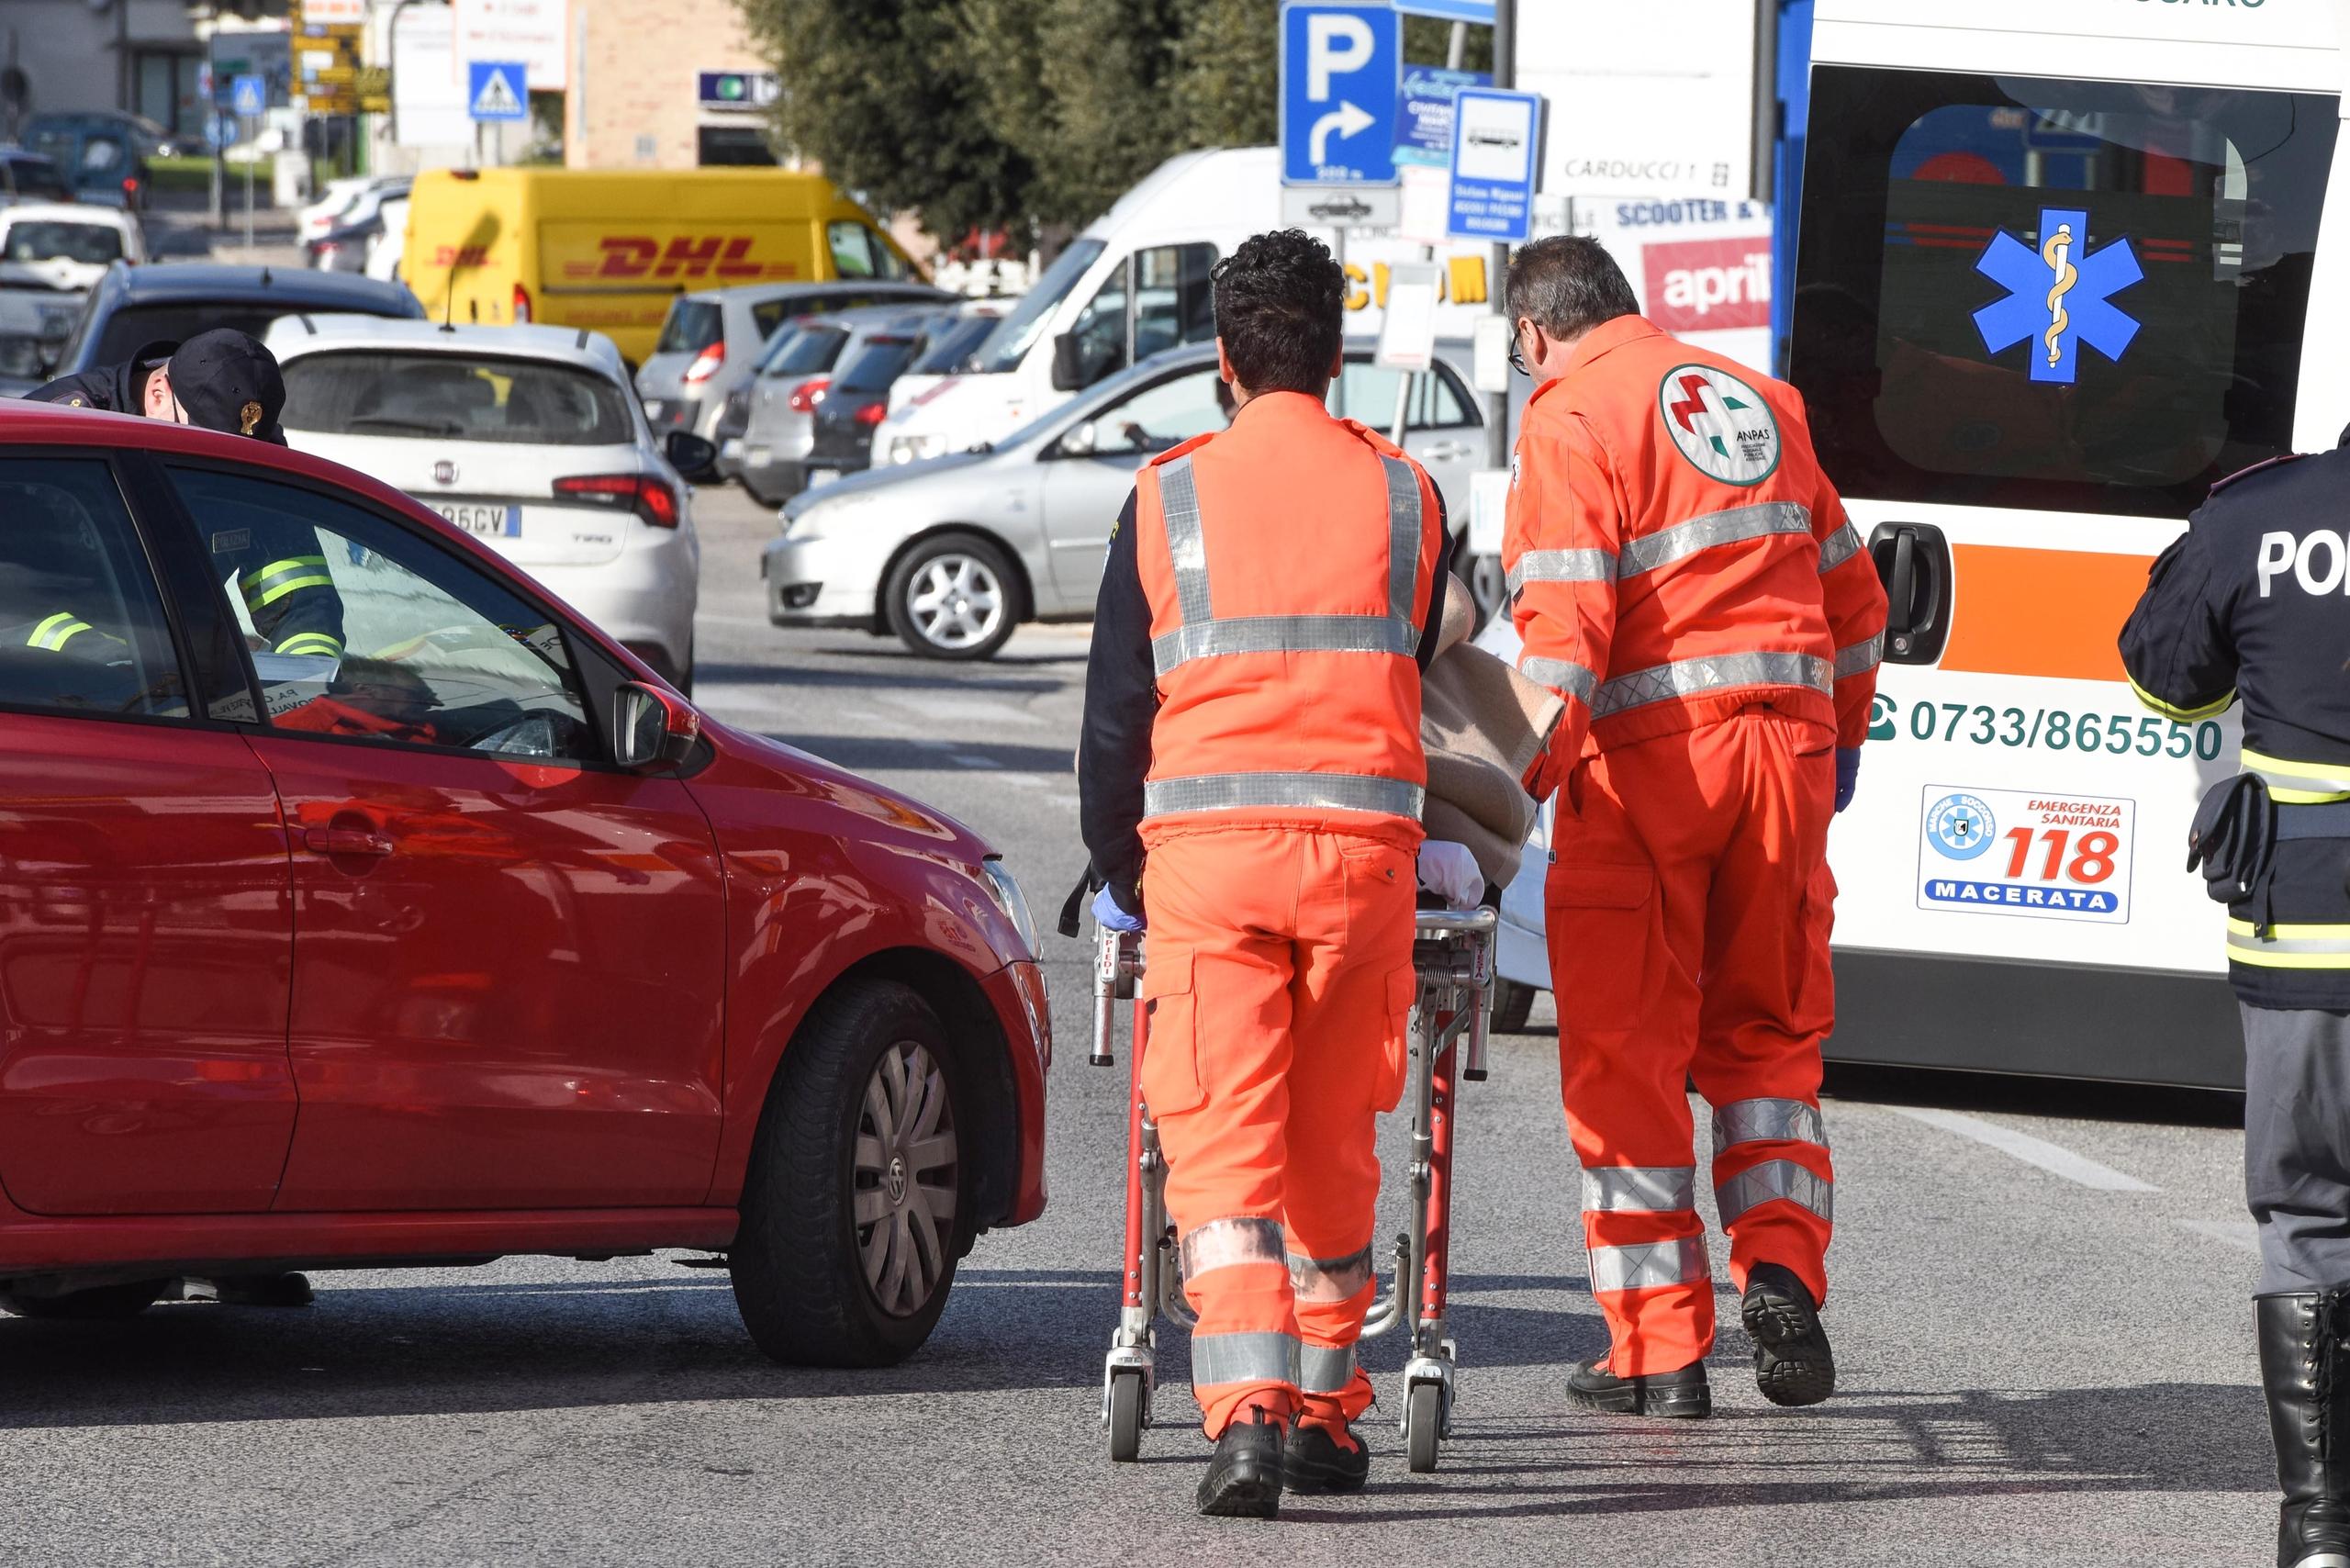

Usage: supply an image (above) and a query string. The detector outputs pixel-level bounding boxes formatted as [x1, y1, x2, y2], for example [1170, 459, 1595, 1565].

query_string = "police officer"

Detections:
[2121, 437, 2350, 1568]
[28, 329, 346, 663]
[1080, 230, 1451, 1518]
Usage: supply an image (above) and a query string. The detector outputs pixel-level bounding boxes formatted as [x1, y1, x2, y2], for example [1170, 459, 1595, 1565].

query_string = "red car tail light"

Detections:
[683, 342, 724, 383]
[554, 473, 679, 529]
[853, 401, 887, 428]
[786, 376, 830, 414]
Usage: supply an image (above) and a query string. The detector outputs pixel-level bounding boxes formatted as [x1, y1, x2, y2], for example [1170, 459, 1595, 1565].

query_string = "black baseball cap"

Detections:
[168, 329, 286, 444]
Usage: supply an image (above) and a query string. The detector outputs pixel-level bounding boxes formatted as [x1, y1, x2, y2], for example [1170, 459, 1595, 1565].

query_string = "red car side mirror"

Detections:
[613, 680, 700, 773]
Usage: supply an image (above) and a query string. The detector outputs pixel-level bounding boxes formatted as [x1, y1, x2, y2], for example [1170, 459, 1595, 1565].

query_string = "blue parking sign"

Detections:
[1279, 3, 1401, 186]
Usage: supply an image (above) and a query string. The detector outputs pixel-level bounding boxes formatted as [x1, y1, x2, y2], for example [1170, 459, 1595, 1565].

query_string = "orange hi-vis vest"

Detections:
[1134, 389, 1445, 843]
[1505, 315, 1888, 775]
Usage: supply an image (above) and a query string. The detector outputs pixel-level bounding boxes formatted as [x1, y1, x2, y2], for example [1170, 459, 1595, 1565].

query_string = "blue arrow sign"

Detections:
[1279, 2, 1401, 187]
[230, 73, 266, 118]
[467, 60, 528, 123]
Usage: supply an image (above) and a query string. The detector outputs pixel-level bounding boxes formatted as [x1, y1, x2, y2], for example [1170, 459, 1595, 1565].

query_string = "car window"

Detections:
[16, 162, 71, 203]
[1791, 67, 2336, 520]
[910, 315, 994, 375]
[166, 466, 596, 762]
[1087, 366, 1227, 454]
[1067, 261, 1130, 387]
[1132, 243, 1217, 363]
[835, 335, 921, 394]
[85, 303, 302, 365]
[765, 324, 846, 377]
[0, 457, 187, 721]
[1336, 361, 1476, 431]
[974, 237, 1103, 375]
[4, 221, 124, 265]
[828, 221, 881, 279]
[750, 298, 801, 340]
[281, 352, 633, 445]
[655, 298, 722, 355]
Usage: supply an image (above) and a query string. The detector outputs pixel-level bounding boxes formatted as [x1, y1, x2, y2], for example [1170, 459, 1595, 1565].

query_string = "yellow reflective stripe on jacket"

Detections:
[274, 632, 345, 658]
[26, 612, 88, 651]
[2128, 676, 2234, 724]
[2227, 918, 2350, 968]
[241, 555, 333, 609]
[2243, 748, 2350, 804]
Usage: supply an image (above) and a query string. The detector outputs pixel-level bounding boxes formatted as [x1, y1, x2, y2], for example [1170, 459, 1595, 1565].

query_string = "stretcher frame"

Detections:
[1092, 906, 1496, 1473]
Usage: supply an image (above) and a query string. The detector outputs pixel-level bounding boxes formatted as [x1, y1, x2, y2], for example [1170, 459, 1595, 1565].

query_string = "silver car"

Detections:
[764, 340, 1492, 660]
[730, 304, 968, 507]
[635, 280, 948, 442]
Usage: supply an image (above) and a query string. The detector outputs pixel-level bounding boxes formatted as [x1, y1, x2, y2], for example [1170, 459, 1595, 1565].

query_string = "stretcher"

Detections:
[1091, 905, 1497, 1473]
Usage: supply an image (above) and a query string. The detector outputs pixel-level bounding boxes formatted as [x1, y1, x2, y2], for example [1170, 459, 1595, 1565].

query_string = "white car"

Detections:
[263, 315, 710, 690]
[299, 174, 401, 246]
[364, 196, 409, 284]
[0, 202, 143, 390]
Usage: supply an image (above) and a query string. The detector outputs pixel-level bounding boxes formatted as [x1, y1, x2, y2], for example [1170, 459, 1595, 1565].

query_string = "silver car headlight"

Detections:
[889, 433, 949, 465]
[979, 856, 1037, 958]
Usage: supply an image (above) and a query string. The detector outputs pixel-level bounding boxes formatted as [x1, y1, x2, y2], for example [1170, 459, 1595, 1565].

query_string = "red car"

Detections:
[0, 401, 1049, 1365]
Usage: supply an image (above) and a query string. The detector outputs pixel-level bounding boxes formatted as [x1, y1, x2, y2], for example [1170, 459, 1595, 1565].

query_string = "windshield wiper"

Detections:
[348, 414, 466, 436]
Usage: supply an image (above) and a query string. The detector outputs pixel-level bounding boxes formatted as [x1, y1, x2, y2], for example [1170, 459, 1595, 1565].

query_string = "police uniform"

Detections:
[27, 332, 346, 661]
[2121, 441, 2350, 1568]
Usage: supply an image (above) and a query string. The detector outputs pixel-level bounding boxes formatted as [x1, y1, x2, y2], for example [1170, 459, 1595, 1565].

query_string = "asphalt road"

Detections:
[0, 482, 2272, 1566]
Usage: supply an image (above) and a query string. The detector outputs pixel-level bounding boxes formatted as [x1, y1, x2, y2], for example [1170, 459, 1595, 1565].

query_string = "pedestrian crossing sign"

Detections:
[466, 60, 527, 123]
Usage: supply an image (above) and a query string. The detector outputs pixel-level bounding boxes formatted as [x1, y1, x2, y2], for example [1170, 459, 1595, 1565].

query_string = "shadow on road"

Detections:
[1822, 1061, 2244, 1131]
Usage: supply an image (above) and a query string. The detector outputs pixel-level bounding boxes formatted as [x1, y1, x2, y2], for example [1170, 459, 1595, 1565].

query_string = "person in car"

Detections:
[28, 329, 347, 663]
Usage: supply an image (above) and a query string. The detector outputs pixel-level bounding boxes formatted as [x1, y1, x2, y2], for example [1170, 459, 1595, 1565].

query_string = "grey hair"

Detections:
[1505, 235, 1640, 340]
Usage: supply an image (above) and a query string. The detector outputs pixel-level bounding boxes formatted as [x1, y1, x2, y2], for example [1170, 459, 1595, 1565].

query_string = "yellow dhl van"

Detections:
[401, 168, 916, 364]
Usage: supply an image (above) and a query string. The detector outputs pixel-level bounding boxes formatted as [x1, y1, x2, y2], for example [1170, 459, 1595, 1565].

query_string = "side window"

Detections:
[1336, 362, 1476, 431]
[166, 466, 596, 762]
[1068, 261, 1131, 386]
[1132, 243, 1217, 362]
[0, 458, 187, 720]
[1085, 367, 1229, 454]
[828, 220, 895, 281]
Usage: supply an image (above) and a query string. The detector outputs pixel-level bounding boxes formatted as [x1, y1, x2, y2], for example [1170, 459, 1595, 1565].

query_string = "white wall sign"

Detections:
[394, 5, 473, 148]
[1518, 0, 1758, 200]
[453, 0, 567, 92]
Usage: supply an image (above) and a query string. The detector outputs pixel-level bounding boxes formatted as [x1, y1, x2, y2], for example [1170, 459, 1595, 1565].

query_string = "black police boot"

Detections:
[1285, 1418, 1371, 1495]
[1196, 1405, 1286, 1518]
[2258, 1290, 2350, 1568]
[1743, 1261, 1835, 1407]
[210, 1271, 314, 1307]
[1565, 1356, 1712, 1418]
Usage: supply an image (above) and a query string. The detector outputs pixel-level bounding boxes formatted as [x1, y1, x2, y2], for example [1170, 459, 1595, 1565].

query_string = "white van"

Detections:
[1774, 0, 2349, 1088]
[875, 146, 1505, 466]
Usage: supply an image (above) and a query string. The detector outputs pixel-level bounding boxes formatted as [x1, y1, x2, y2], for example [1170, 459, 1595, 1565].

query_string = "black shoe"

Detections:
[2258, 1290, 2350, 1568]
[1285, 1420, 1371, 1494]
[1565, 1356, 1711, 1418]
[1742, 1262, 1834, 1407]
[211, 1271, 314, 1308]
[1197, 1406, 1286, 1518]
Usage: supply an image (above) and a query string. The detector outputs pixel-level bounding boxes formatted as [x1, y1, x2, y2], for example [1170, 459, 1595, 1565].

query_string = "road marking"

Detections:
[2178, 1218, 2259, 1254]
[951, 754, 999, 769]
[1001, 773, 1047, 790]
[887, 692, 1040, 727]
[1048, 792, 1080, 808]
[1888, 1105, 2160, 1192]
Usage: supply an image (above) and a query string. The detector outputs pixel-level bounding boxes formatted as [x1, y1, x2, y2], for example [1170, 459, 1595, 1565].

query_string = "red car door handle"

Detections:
[302, 825, 395, 857]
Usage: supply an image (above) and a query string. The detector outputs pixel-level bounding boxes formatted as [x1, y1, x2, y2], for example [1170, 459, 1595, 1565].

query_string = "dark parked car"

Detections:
[22, 115, 150, 209]
[0, 149, 73, 207]
[44, 263, 425, 383]
[803, 310, 953, 487]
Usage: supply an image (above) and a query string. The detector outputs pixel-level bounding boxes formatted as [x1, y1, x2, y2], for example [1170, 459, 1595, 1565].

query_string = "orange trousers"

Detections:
[1138, 823, 1419, 1437]
[1546, 707, 1837, 1376]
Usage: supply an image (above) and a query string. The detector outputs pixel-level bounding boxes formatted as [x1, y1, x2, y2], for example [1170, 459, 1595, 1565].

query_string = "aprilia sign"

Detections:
[1643, 237, 1770, 333]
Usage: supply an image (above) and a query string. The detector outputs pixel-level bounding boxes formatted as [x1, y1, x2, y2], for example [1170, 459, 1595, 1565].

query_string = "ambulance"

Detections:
[1781, 0, 2350, 1088]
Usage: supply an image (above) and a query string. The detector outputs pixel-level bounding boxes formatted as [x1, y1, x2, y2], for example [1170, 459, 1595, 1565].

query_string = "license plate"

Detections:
[437, 502, 520, 538]
[745, 444, 770, 465]
[806, 467, 839, 489]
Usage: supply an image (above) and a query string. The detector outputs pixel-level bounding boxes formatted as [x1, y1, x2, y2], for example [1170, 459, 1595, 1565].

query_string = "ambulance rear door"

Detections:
[1788, 0, 2347, 1088]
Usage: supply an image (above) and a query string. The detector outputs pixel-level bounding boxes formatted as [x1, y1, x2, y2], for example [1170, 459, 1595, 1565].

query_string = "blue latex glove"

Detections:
[1092, 884, 1145, 933]
[1835, 747, 1862, 813]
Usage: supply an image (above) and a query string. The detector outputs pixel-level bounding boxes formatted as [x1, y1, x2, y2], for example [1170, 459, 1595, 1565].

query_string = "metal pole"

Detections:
[1486, 0, 1515, 471]
[242, 119, 254, 252]
[1751, 0, 1780, 206]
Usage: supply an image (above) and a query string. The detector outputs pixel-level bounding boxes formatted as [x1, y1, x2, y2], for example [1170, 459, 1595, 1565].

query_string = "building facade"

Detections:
[565, 0, 778, 170]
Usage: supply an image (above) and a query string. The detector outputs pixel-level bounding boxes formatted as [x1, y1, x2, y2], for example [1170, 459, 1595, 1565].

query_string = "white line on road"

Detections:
[1887, 1105, 2161, 1192]
[951, 754, 999, 769]
[887, 692, 1041, 727]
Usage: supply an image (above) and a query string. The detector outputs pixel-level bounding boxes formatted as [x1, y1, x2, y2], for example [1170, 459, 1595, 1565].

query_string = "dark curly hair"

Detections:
[1211, 229, 1346, 398]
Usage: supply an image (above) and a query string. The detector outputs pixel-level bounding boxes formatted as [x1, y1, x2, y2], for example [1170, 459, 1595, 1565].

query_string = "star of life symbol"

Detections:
[1972, 206, 2143, 386]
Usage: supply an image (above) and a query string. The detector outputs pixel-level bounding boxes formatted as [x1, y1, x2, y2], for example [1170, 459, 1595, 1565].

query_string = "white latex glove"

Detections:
[1416, 840, 1483, 911]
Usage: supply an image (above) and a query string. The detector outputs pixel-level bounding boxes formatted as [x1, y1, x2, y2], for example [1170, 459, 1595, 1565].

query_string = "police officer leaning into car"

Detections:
[2122, 430, 2350, 1568]
[27, 329, 346, 664]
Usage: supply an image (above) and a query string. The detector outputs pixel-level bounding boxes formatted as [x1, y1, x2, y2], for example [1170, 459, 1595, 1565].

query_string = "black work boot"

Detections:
[1197, 1405, 1286, 1518]
[1565, 1356, 1712, 1418]
[1743, 1262, 1835, 1407]
[210, 1272, 314, 1307]
[2258, 1290, 2350, 1568]
[1285, 1418, 1371, 1494]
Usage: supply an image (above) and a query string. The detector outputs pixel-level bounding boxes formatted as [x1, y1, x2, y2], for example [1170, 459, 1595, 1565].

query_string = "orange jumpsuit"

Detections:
[1504, 316, 1886, 1376]
[1128, 391, 1444, 1437]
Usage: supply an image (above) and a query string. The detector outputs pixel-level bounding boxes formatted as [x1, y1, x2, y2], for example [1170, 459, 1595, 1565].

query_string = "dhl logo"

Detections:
[560, 236, 796, 282]
[433, 244, 493, 267]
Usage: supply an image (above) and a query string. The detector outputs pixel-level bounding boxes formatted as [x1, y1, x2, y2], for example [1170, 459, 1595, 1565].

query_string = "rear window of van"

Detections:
[655, 299, 722, 355]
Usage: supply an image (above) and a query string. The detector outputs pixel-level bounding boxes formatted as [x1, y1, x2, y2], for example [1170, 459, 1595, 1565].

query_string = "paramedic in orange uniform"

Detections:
[1079, 230, 1450, 1517]
[1503, 236, 1886, 1418]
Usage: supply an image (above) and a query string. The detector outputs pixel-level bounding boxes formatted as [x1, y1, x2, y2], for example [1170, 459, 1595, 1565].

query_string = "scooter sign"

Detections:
[1915, 784, 2134, 925]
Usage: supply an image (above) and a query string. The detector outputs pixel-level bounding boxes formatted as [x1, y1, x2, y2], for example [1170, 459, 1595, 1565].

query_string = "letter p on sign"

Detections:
[1307, 14, 1373, 100]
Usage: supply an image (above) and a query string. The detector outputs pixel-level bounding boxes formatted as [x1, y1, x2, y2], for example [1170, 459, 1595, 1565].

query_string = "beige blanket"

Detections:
[1421, 577, 1562, 887]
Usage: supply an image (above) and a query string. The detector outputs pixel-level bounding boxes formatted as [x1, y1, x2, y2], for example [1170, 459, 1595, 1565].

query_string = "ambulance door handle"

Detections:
[1866, 521, 1952, 665]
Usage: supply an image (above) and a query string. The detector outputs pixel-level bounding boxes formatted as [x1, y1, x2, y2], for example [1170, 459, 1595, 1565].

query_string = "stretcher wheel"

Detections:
[1405, 1381, 1442, 1473]
[1107, 1370, 1145, 1462]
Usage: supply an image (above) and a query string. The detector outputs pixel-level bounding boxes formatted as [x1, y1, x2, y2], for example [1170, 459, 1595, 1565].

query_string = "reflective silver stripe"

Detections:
[1712, 1098, 1830, 1158]
[1834, 632, 1885, 680]
[1180, 1216, 1285, 1282]
[1191, 1329, 1302, 1387]
[1592, 651, 1833, 719]
[1508, 548, 1616, 601]
[1817, 521, 1863, 574]
[1288, 1245, 1375, 1303]
[1580, 1166, 1696, 1214]
[1298, 1341, 1357, 1394]
[2229, 926, 2350, 962]
[1617, 502, 1811, 577]
[1716, 1159, 1833, 1226]
[1152, 613, 1416, 675]
[1144, 771, 1425, 819]
[1588, 1237, 1709, 1294]
[1518, 655, 1597, 704]
[1158, 456, 1213, 629]
[1380, 455, 1423, 623]
[2243, 751, 2350, 801]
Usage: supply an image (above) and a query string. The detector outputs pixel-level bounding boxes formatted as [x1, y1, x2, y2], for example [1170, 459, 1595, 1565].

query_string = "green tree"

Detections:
[1169, 0, 1277, 151]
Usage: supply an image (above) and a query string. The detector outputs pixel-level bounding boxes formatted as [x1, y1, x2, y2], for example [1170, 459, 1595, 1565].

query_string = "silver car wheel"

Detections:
[907, 554, 1006, 651]
[854, 1038, 958, 1319]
